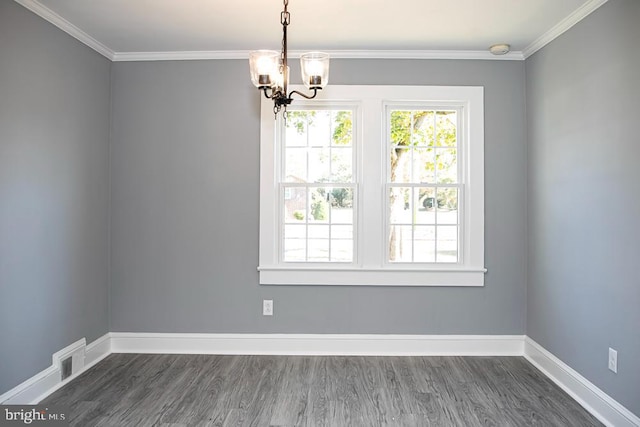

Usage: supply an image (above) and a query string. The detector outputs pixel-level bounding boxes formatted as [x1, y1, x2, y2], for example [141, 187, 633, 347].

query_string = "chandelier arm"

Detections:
[262, 87, 289, 102]
[262, 88, 272, 99]
[288, 88, 319, 100]
[262, 87, 277, 99]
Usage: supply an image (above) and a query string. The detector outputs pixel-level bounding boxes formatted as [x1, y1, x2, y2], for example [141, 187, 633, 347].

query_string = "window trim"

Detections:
[259, 85, 486, 286]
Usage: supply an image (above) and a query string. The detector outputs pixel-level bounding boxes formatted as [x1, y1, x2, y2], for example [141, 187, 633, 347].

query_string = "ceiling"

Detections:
[18, 0, 607, 60]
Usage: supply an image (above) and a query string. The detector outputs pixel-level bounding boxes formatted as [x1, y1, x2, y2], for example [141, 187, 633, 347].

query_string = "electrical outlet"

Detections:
[263, 299, 273, 316]
[608, 348, 618, 373]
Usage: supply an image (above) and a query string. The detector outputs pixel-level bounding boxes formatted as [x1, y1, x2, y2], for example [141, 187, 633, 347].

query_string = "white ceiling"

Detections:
[18, 0, 607, 60]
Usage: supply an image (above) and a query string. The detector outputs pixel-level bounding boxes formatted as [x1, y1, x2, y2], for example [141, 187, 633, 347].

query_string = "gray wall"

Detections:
[0, 2, 111, 393]
[110, 59, 527, 334]
[526, 0, 640, 416]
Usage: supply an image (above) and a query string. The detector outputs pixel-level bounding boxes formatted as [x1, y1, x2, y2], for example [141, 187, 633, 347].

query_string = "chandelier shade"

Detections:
[249, 50, 279, 89]
[300, 52, 330, 89]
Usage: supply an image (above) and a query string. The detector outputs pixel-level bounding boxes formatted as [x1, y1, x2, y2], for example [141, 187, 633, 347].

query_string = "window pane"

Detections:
[412, 111, 435, 147]
[390, 147, 410, 183]
[389, 187, 412, 224]
[414, 226, 436, 262]
[390, 110, 412, 146]
[436, 148, 457, 184]
[436, 226, 458, 262]
[389, 225, 412, 262]
[436, 111, 457, 147]
[307, 110, 331, 147]
[331, 225, 352, 239]
[284, 224, 306, 239]
[285, 113, 308, 147]
[285, 148, 307, 182]
[413, 148, 435, 183]
[331, 240, 353, 262]
[415, 187, 436, 225]
[331, 148, 353, 182]
[331, 111, 353, 146]
[309, 188, 330, 223]
[284, 239, 306, 262]
[308, 224, 329, 239]
[437, 188, 458, 225]
[283, 187, 307, 222]
[329, 188, 354, 224]
[308, 148, 330, 182]
[308, 239, 329, 261]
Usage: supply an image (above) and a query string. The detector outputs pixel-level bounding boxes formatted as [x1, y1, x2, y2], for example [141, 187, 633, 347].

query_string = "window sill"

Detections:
[257, 266, 487, 287]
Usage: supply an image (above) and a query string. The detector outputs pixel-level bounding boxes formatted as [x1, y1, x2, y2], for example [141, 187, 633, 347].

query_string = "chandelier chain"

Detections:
[276, 0, 290, 115]
[280, 0, 289, 71]
[281, 0, 290, 25]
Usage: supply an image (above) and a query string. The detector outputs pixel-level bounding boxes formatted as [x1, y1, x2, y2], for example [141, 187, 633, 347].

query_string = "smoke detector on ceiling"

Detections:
[489, 44, 511, 55]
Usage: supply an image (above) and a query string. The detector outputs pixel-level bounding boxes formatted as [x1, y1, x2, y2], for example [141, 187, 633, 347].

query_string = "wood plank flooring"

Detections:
[43, 354, 602, 426]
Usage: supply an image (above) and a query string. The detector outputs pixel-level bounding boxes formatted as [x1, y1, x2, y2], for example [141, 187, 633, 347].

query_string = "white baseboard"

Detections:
[2, 332, 637, 427]
[0, 333, 112, 405]
[109, 333, 525, 356]
[85, 333, 112, 368]
[0, 365, 60, 405]
[524, 337, 640, 427]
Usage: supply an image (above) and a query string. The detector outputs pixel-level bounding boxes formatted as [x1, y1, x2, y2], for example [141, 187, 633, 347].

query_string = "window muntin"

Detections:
[386, 108, 462, 264]
[279, 109, 356, 263]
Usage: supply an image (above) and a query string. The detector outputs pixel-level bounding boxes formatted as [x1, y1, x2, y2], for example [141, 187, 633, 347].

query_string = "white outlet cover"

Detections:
[608, 348, 618, 373]
[263, 299, 273, 316]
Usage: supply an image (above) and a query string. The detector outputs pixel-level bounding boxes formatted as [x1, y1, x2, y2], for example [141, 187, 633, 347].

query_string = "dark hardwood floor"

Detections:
[43, 354, 601, 426]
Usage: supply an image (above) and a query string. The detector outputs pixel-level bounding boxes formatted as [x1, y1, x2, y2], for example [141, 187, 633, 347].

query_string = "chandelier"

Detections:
[249, 0, 330, 115]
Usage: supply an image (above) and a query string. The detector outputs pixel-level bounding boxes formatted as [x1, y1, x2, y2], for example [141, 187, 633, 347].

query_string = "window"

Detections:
[259, 86, 485, 286]
[281, 109, 356, 263]
[386, 108, 460, 263]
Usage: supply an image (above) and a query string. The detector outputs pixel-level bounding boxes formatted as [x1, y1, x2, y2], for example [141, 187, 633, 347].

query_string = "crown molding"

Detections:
[16, 0, 606, 63]
[112, 51, 248, 62]
[14, 0, 115, 60]
[112, 49, 524, 62]
[523, 0, 609, 58]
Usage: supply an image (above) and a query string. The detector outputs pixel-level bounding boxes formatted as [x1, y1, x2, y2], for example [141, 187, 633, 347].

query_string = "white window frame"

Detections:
[259, 85, 485, 286]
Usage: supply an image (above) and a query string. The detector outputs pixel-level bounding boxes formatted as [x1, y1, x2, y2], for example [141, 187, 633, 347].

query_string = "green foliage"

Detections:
[293, 211, 305, 220]
[435, 113, 457, 148]
[388, 110, 457, 182]
[286, 110, 353, 146]
[332, 111, 352, 146]
[311, 197, 328, 220]
[286, 110, 317, 134]
[437, 188, 458, 210]
[315, 186, 353, 209]
[330, 188, 352, 208]
[390, 110, 428, 146]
